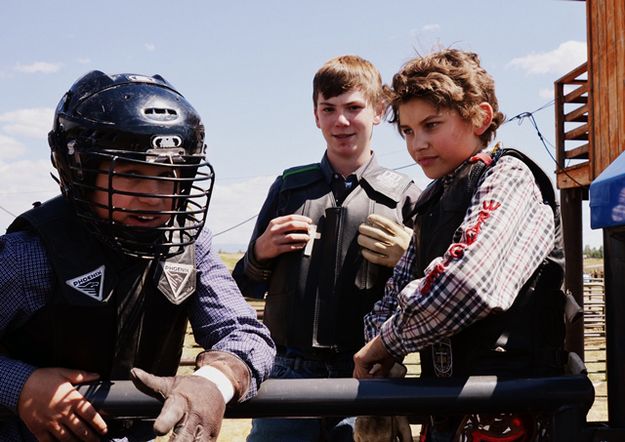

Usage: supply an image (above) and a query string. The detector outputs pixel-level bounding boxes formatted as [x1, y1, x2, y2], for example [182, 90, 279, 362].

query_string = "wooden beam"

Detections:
[564, 104, 589, 122]
[564, 123, 589, 140]
[555, 62, 588, 83]
[560, 188, 585, 360]
[556, 162, 591, 189]
[564, 143, 590, 160]
[564, 82, 589, 103]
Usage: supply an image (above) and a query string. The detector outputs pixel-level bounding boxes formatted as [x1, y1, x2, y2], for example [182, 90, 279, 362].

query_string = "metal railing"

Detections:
[68, 375, 596, 441]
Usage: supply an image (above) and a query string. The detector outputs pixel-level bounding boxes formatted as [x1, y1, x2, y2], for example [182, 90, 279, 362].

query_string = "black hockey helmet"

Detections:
[48, 70, 214, 259]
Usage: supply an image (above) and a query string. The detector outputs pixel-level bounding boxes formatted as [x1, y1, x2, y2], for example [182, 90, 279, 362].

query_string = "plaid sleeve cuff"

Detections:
[0, 357, 37, 413]
[379, 317, 408, 360]
[243, 240, 272, 281]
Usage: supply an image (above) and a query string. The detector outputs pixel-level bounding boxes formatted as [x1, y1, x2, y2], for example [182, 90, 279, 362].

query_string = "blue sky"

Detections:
[0, 0, 599, 249]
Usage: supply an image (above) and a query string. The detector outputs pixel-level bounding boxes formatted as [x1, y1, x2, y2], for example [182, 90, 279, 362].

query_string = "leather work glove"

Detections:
[131, 351, 251, 442]
[358, 214, 413, 268]
[130, 368, 225, 441]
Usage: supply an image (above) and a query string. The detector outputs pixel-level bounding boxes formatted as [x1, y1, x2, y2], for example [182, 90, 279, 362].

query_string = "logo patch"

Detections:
[66, 265, 105, 301]
[377, 170, 402, 188]
[163, 262, 194, 303]
[152, 135, 182, 149]
[432, 338, 453, 377]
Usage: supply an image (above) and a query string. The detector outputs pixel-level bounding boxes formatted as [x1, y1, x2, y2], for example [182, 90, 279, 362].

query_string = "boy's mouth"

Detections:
[417, 156, 437, 166]
[125, 214, 165, 227]
[333, 133, 355, 139]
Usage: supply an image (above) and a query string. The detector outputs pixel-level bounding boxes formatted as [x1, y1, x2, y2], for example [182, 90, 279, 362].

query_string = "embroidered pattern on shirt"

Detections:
[421, 200, 501, 295]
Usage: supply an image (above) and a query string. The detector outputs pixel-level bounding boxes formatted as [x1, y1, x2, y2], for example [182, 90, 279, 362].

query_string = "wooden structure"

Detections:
[555, 0, 625, 360]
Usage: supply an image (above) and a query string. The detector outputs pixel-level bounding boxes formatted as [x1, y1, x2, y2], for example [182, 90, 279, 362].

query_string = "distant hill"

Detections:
[214, 243, 247, 253]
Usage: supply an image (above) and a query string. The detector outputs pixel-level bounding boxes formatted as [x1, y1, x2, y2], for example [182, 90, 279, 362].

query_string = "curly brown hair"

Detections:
[389, 49, 505, 147]
[313, 55, 391, 110]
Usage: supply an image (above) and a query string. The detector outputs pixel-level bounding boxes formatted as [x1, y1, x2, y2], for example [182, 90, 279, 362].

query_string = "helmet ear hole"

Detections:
[48, 70, 214, 259]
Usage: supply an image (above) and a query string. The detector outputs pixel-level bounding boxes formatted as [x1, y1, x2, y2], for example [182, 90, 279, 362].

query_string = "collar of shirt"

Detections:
[441, 147, 495, 190]
[319, 150, 378, 184]
[320, 151, 378, 205]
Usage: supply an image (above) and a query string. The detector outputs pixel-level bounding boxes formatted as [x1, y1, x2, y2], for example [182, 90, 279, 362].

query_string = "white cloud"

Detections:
[539, 88, 554, 100]
[145, 43, 156, 52]
[77, 57, 91, 64]
[0, 158, 59, 231]
[507, 41, 587, 75]
[14, 61, 62, 74]
[0, 108, 54, 139]
[422, 24, 440, 32]
[206, 175, 275, 248]
[0, 134, 26, 159]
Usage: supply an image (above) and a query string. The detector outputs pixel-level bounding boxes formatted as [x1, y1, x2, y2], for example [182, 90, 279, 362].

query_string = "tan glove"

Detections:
[130, 368, 225, 441]
[358, 214, 412, 268]
[130, 351, 251, 442]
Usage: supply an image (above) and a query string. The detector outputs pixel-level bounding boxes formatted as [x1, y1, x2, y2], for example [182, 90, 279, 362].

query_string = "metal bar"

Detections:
[67, 376, 594, 419]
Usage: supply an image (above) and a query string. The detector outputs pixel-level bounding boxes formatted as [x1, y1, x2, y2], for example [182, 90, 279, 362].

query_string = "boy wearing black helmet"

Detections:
[0, 71, 275, 441]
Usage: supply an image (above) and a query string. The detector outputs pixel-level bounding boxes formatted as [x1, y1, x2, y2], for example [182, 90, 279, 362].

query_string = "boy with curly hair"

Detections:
[354, 49, 566, 441]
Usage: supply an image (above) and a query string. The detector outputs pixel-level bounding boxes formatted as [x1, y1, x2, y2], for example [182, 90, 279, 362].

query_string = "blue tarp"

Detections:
[589, 150, 625, 229]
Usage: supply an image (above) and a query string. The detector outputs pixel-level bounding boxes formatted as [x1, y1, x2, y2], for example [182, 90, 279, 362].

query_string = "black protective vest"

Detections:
[3, 197, 194, 379]
[414, 149, 566, 379]
[264, 163, 413, 353]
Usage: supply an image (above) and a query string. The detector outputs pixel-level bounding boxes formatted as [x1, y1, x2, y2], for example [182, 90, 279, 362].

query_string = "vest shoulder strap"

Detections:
[361, 168, 412, 203]
[280, 163, 323, 192]
[497, 148, 557, 209]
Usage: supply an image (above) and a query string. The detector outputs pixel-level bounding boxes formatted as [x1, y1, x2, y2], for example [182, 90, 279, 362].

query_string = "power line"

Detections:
[506, 110, 584, 187]
[0, 205, 16, 217]
[213, 213, 259, 237]
[212, 98, 564, 237]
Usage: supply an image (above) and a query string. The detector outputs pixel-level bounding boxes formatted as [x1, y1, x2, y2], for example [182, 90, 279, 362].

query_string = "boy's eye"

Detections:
[425, 121, 440, 129]
[349, 105, 363, 111]
[400, 127, 413, 136]
[321, 107, 334, 113]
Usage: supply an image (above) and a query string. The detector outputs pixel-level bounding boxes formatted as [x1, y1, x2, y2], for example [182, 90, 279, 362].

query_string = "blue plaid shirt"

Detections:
[0, 225, 275, 439]
[365, 154, 556, 358]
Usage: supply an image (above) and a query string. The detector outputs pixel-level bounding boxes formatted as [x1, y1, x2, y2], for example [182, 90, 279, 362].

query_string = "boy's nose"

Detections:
[335, 113, 350, 126]
[136, 180, 167, 205]
[408, 134, 428, 151]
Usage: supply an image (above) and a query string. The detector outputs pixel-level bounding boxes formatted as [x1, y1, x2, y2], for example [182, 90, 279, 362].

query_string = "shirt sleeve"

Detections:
[231, 176, 282, 297]
[188, 228, 276, 401]
[364, 239, 418, 342]
[0, 232, 49, 412]
[378, 156, 556, 358]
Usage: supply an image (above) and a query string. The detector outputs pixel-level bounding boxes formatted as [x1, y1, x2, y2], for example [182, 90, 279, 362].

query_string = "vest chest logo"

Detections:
[432, 338, 453, 378]
[377, 170, 402, 189]
[65, 265, 105, 301]
[161, 262, 195, 304]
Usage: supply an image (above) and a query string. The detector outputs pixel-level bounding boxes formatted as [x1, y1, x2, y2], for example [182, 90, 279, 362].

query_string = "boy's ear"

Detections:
[473, 102, 493, 136]
[372, 102, 385, 125]
[313, 106, 321, 129]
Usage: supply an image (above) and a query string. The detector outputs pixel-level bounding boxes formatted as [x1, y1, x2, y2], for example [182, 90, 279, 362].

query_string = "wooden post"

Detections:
[560, 188, 585, 360]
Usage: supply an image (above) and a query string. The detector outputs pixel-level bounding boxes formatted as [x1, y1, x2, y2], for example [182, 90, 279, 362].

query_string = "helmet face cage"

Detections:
[49, 71, 214, 259]
[73, 149, 214, 259]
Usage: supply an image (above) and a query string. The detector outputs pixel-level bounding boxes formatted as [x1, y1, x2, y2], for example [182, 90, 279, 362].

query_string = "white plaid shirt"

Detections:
[364, 154, 556, 359]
